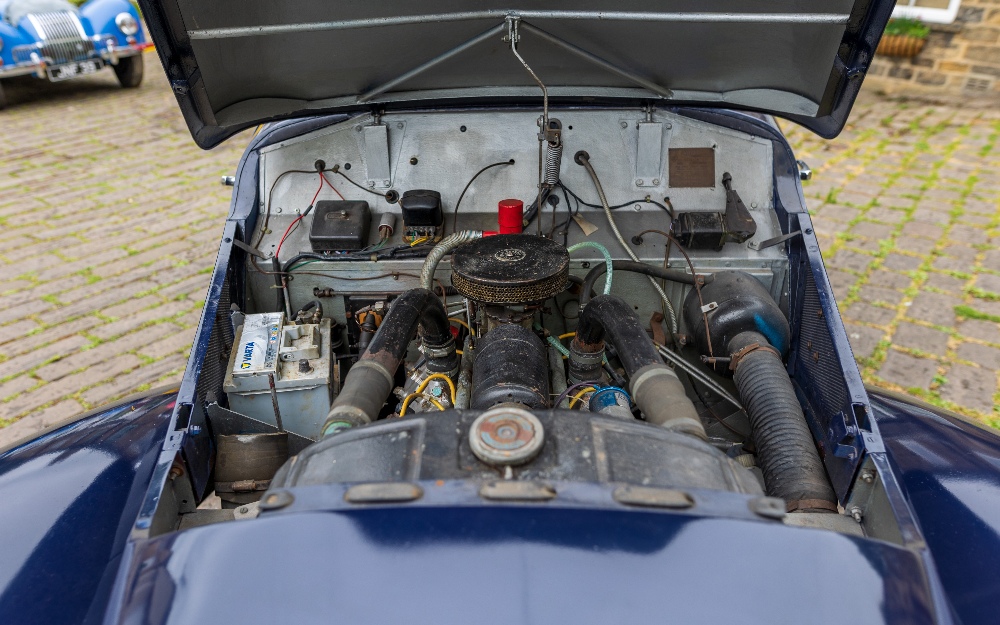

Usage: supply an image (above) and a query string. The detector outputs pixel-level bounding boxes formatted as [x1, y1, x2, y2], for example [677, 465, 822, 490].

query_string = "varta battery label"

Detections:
[233, 312, 283, 374]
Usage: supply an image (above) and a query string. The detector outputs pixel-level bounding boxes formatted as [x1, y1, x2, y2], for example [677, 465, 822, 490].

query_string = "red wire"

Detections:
[275, 176, 324, 258]
[321, 172, 346, 199]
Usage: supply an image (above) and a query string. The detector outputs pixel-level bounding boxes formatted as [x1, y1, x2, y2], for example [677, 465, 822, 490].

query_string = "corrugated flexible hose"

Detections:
[731, 332, 838, 512]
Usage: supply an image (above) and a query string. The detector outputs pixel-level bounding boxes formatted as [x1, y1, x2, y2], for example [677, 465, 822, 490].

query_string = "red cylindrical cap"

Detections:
[497, 199, 524, 234]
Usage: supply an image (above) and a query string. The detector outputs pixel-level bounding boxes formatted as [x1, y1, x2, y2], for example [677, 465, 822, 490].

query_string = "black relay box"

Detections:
[309, 200, 371, 251]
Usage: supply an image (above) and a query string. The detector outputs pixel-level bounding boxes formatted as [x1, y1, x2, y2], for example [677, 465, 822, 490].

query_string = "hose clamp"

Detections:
[421, 337, 456, 360]
[728, 342, 781, 372]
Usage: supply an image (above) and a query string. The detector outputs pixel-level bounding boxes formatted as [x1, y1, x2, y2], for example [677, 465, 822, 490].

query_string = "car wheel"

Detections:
[113, 55, 144, 89]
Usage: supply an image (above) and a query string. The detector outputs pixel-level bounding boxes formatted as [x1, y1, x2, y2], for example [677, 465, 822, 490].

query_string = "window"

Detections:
[892, 0, 962, 24]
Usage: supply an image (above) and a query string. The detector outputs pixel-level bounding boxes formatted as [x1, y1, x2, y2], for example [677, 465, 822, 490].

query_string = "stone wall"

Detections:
[866, 0, 1000, 103]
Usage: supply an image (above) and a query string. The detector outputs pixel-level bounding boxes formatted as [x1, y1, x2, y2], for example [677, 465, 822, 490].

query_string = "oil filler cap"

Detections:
[469, 406, 544, 466]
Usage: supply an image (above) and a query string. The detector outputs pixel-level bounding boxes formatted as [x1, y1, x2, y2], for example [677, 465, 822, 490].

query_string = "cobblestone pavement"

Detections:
[0, 51, 244, 446]
[782, 94, 1000, 429]
[1, 59, 998, 447]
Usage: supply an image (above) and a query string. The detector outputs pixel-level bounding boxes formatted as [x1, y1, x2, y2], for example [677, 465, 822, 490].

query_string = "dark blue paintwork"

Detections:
[107, 505, 936, 625]
[870, 389, 1000, 625]
[0, 388, 176, 625]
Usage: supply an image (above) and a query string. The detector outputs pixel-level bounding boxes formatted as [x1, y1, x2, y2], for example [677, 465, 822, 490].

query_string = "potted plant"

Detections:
[878, 17, 931, 58]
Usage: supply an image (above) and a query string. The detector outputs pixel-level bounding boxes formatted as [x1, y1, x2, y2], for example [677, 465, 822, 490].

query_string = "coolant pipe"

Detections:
[322, 288, 455, 436]
[420, 230, 482, 290]
[567, 241, 613, 296]
[580, 260, 710, 307]
[572, 294, 705, 438]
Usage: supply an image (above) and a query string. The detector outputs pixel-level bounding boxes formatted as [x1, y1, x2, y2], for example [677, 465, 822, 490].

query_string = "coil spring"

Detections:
[542, 141, 563, 188]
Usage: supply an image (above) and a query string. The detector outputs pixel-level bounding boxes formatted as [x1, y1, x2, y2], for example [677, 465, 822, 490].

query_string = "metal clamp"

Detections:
[728, 342, 781, 372]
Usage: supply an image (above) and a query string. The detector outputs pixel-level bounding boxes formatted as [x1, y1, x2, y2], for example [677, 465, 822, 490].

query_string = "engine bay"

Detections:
[170, 105, 874, 539]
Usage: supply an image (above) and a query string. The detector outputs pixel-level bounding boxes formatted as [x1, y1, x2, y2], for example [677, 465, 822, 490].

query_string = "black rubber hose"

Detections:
[572, 294, 705, 437]
[580, 260, 710, 306]
[366, 288, 452, 361]
[730, 331, 837, 510]
[575, 295, 663, 375]
[323, 288, 455, 434]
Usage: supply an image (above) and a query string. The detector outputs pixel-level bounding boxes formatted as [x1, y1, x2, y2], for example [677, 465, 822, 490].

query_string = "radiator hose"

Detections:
[683, 271, 837, 511]
[571, 294, 705, 438]
[321, 288, 455, 436]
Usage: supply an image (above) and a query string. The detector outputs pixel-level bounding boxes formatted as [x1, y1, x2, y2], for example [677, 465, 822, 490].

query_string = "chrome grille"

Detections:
[28, 11, 94, 65]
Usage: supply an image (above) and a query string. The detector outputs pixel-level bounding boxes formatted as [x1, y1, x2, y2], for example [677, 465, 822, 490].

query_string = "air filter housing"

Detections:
[451, 234, 569, 305]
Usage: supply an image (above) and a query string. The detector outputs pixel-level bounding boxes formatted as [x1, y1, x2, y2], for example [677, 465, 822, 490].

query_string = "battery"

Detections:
[223, 313, 337, 440]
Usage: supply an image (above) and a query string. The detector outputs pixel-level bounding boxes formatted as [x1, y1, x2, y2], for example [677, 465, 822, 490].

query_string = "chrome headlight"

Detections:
[115, 12, 139, 36]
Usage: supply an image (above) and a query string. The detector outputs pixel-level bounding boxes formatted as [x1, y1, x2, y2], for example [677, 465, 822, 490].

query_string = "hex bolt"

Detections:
[850, 506, 864, 523]
[861, 470, 876, 484]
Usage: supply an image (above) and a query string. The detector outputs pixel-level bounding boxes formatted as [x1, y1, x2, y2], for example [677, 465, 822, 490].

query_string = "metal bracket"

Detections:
[363, 124, 392, 189]
[748, 230, 801, 251]
[231, 237, 267, 259]
[635, 121, 664, 186]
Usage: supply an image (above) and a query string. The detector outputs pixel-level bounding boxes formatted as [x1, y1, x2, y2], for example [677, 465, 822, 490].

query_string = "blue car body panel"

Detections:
[0, 389, 176, 625]
[870, 389, 1000, 625]
[107, 505, 937, 625]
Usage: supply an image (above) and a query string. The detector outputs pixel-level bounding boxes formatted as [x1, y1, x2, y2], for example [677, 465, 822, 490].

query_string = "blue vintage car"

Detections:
[0, 0, 148, 107]
[2, 1, 999, 624]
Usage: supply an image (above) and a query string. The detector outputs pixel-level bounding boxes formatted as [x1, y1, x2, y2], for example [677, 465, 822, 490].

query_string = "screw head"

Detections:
[620, 121, 628, 128]
[652, 178, 660, 185]
[636, 179, 644, 186]
[396, 122, 404, 129]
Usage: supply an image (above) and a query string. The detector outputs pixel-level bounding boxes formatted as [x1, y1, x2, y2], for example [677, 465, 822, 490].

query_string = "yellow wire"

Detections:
[399, 392, 446, 416]
[455, 349, 463, 355]
[410, 236, 428, 247]
[415, 373, 457, 404]
[449, 318, 476, 336]
[558, 332, 576, 340]
[568, 386, 596, 409]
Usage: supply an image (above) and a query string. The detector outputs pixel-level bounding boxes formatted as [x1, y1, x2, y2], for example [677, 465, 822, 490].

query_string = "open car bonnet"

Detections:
[138, 0, 894, 149]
